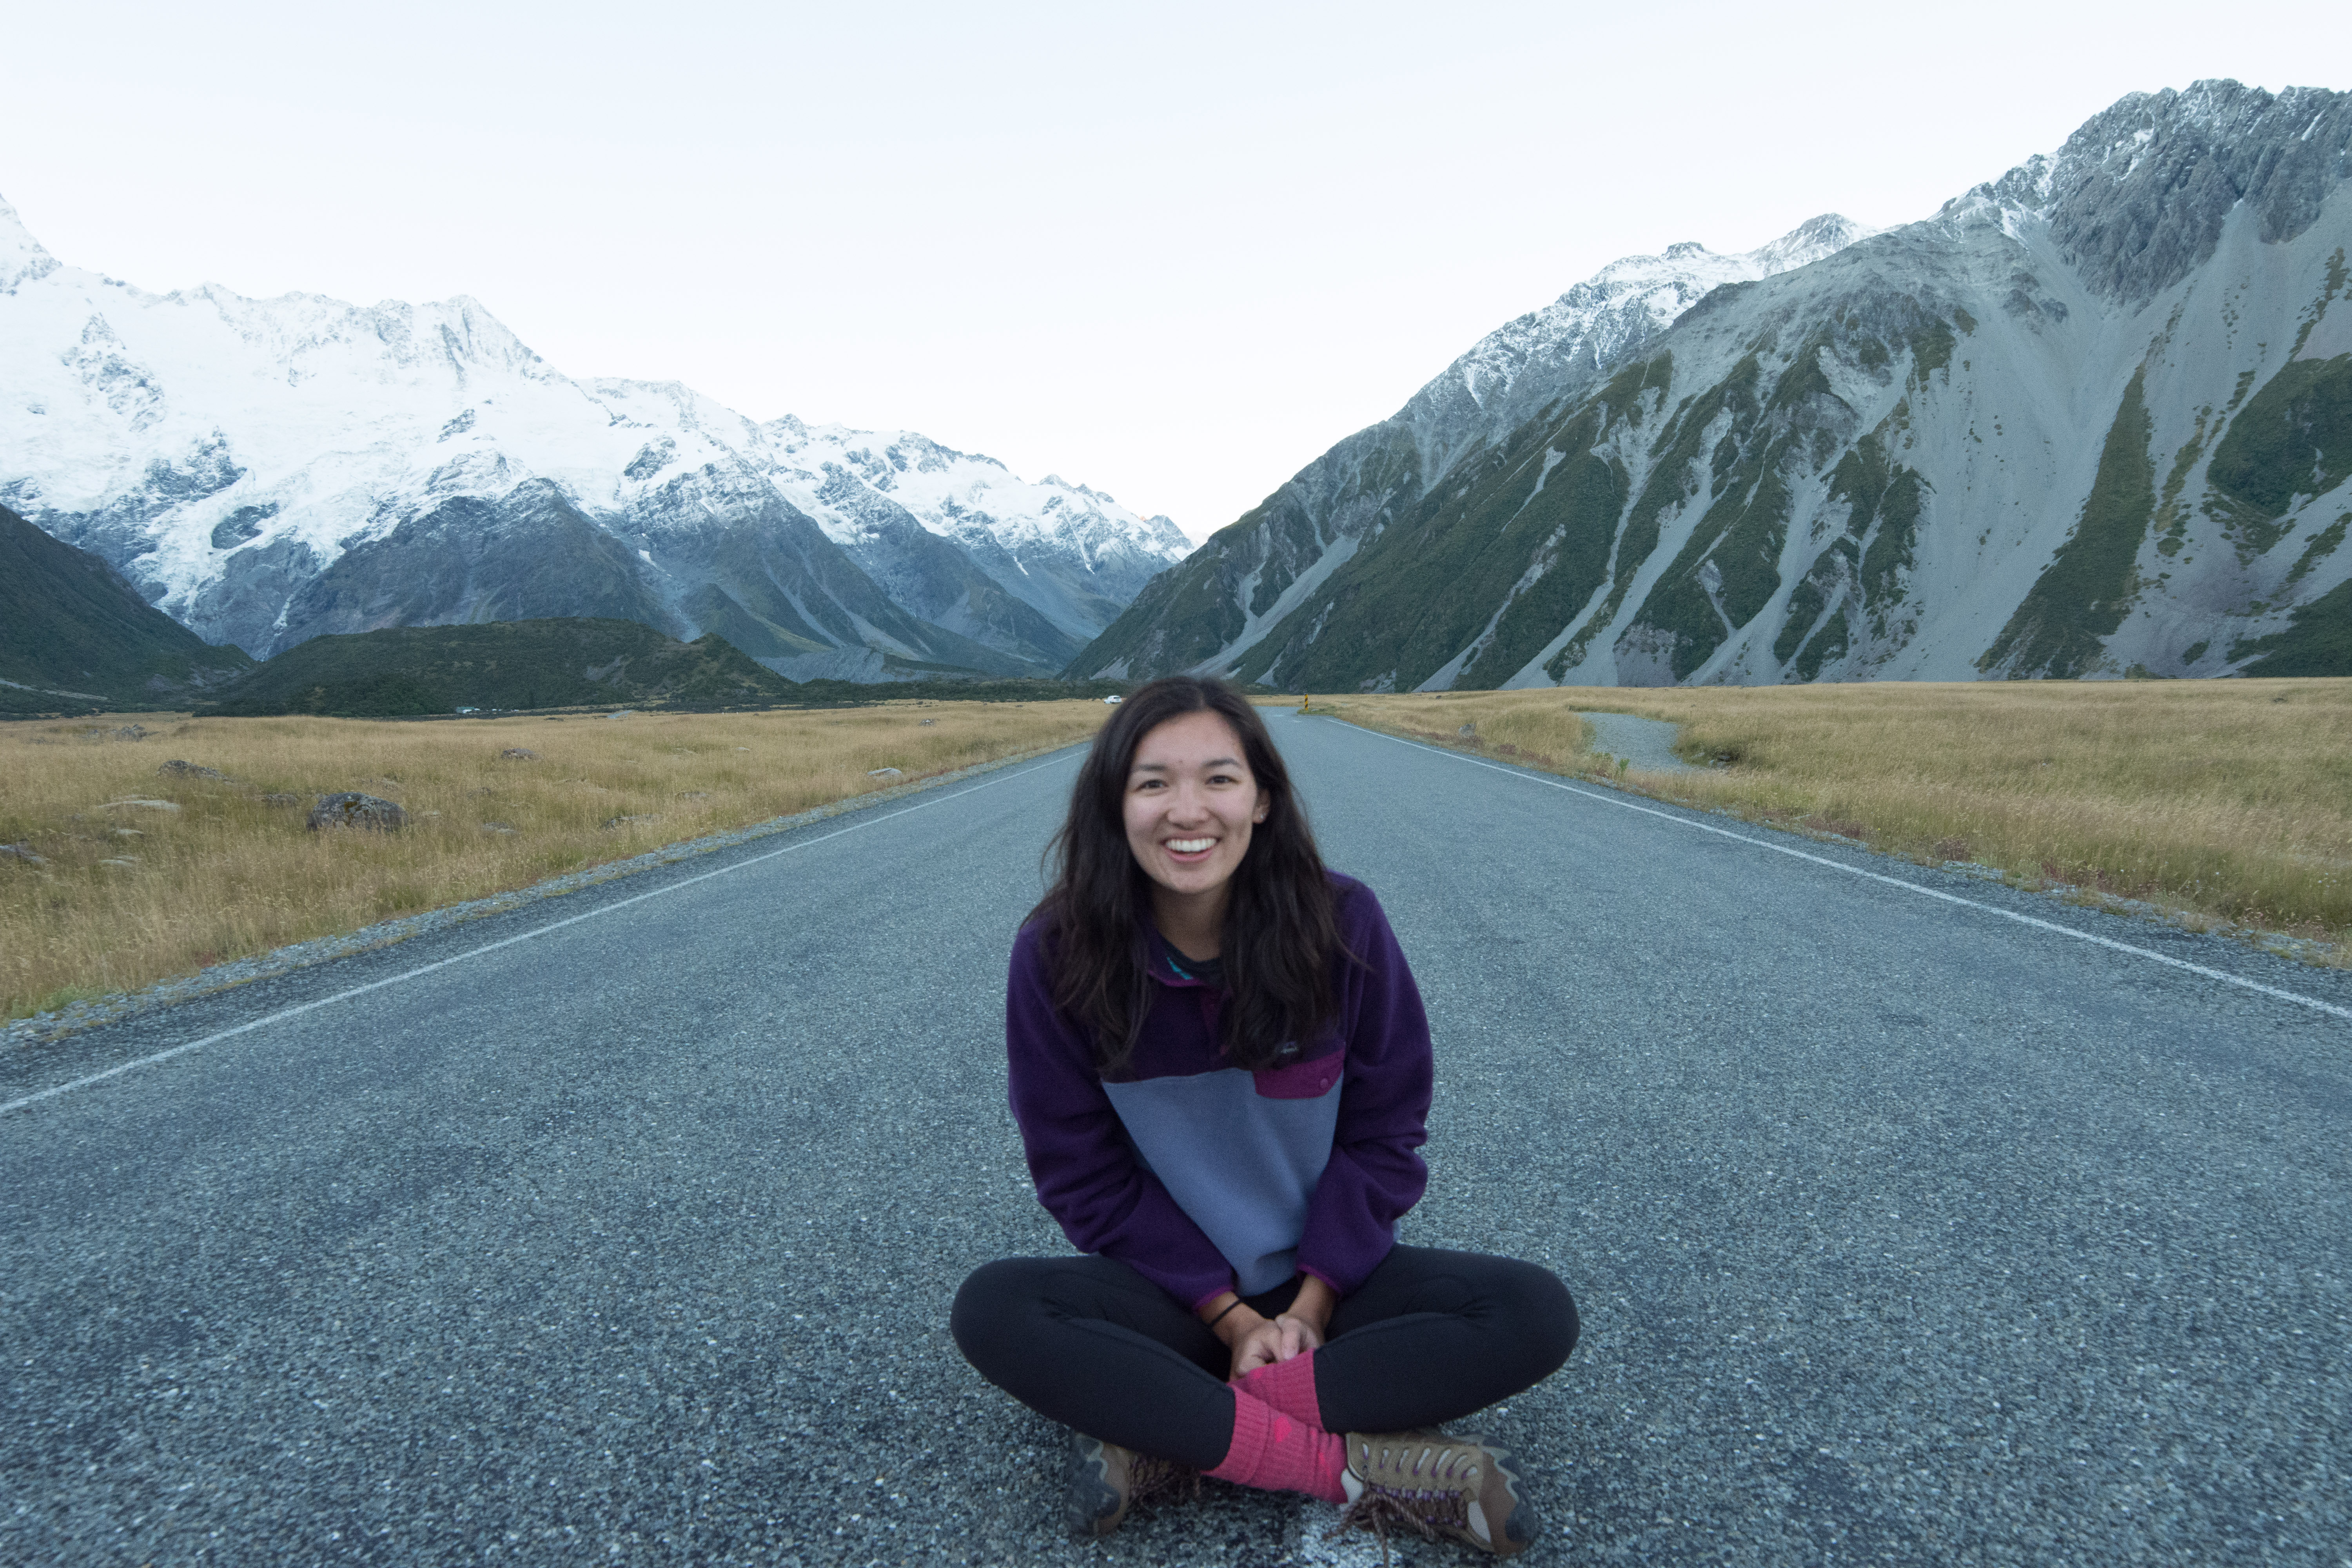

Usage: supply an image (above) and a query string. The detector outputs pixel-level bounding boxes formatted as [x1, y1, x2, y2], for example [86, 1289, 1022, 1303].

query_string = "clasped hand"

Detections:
[1205, 1274, 1336, 1380]
[1227, 1310, 1323, 1377]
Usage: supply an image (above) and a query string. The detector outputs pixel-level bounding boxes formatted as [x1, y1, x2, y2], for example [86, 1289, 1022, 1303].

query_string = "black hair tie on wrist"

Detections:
[1205, 1298, 1243, 1328]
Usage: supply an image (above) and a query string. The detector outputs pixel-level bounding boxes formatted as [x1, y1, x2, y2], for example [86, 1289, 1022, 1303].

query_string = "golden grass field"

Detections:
[1308, 680, 2352, 964]
[0, 701, 1111, 1022]
[10, 679, 2348, 1022]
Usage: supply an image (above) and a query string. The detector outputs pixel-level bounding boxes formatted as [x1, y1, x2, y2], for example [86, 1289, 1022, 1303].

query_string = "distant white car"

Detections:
[1103, 695, 1122, 705]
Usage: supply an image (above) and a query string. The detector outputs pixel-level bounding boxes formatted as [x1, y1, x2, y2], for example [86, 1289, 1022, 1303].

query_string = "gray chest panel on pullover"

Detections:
[1103, 1065, 1342, 1296]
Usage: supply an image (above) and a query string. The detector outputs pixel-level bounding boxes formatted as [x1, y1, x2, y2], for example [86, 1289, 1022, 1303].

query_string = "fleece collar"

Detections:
[1143, 926, 1218, 988]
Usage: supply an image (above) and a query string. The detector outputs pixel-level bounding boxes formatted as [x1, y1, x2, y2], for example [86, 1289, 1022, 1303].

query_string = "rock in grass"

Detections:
[102, 798, 181, 812]
[156, 760, 226, 779]
[500, 748, 539, 760]
[480, 822, 519, 835]
[868, 767, 902, 777]
[308, 793, 407, 832]
[1, 842, 47, 866]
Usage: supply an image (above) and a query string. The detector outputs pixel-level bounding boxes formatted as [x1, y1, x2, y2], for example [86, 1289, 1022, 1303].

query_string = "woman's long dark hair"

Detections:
[1030, 676, 1344, 1075]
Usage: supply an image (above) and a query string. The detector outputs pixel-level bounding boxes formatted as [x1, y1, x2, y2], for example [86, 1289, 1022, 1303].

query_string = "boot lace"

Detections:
[1126, 1454, 1202, 1509]
[1332, 1440, 1479, 1563]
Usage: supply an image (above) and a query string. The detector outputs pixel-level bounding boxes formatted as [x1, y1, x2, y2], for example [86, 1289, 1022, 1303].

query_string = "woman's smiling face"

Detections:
[1123, 710, 1269, 905]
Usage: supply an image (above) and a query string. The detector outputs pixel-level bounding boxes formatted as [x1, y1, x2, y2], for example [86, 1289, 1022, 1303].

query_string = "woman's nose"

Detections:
[1165, 785, 1210, 821]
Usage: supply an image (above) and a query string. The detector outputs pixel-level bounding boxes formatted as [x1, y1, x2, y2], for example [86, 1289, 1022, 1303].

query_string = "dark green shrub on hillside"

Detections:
[2231, 575, 2352, 676]
[2206, 354, 2352, 522]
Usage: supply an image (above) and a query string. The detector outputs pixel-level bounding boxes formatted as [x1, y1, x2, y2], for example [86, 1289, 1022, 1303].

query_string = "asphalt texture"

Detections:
[5, 712, 2349, 1567]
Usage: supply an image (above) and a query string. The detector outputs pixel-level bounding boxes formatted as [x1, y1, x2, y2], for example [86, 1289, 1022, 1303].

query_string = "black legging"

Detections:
[951, 1246, 1577, 1469]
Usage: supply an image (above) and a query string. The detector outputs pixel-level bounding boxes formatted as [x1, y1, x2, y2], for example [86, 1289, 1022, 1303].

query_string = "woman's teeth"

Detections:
[1166, 838, 1215, 853]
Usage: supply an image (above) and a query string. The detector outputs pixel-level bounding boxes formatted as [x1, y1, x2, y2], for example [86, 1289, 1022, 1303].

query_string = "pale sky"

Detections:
[5, 2, 2340, 540]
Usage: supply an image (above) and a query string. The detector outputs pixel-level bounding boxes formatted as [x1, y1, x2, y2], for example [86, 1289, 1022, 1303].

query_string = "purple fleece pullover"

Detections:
[1004, 874, 1433, 1309]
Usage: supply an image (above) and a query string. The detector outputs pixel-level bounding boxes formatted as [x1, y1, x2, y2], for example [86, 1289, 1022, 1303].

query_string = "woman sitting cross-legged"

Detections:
[951, 675, 1578, 1555]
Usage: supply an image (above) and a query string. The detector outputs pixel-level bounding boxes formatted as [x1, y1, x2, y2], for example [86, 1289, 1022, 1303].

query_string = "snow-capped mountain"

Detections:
[0, 200, 1189, 675]
[1070, 211, 1880, 682]
[1076, 81, 2352, 688]
[1406, 213, 1878, 476]
[755, 419, 1189, 659]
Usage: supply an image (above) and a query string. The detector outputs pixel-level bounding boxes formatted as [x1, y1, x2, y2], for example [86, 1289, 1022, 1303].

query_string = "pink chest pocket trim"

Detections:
[1252, 1053, 1343, 1100]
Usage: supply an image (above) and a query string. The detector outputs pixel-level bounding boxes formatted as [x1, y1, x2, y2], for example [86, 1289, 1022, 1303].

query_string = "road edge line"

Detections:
[1332, 718, 2352, 1023]
[2, 750, 1081, 1117]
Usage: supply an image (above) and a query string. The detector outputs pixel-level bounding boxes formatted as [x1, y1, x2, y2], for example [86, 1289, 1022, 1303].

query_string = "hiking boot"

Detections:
[1337, 1430, 1536, 1556]
[1064, 1431, 1198, 1539]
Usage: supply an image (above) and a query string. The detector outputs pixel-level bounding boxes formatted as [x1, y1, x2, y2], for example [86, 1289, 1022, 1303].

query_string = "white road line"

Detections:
[2, 752, 1080, 1118]
[1335, 719, 2352, 1023]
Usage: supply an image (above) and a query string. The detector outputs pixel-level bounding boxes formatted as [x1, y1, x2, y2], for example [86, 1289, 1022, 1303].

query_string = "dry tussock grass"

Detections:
[1297, 692, 1595, 770]
[1315, 681, 2352, 962]
[1, 701, 1109, 1020]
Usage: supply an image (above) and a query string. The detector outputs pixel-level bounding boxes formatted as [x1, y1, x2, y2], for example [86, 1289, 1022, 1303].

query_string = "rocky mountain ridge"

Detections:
[1073, 80, 2352, 688]
[0, 204, 1188, 677]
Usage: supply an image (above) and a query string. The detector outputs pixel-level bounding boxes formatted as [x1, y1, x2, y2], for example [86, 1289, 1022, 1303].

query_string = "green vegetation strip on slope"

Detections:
[2285, 514, 2350, 585]
[1982, 368, 2157, 678]
[1628, 338, 1880, 681]
[1545, 355, 1759, 681]
[1246, 403, 1615, 691]
[2232, 575, 2352, 677]
[2205, 354, 2352, 561]
[1232, 397, 1621, 692]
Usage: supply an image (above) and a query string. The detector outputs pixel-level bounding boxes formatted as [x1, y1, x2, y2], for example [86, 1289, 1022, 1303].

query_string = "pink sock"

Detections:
[1205, 1389, 1348, 1503]
[1234, 1350, 1326, 1429]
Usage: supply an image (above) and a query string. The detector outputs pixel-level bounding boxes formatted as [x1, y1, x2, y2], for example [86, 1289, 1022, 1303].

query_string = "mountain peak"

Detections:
[0, 203, 1183, 668]
[1067, 79, 2352, 696]
[0, 192, 61, 294]
[1432, 212, 1877, 421]
[1746, 213, 1878, 273]
[1946, 80, 2350, 301]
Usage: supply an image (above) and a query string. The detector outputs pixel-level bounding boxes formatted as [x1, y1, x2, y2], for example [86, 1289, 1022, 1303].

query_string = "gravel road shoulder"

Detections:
[1576, 711, 1703, 774]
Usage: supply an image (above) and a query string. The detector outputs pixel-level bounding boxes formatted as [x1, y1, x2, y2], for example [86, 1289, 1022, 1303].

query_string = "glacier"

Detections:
[0, 198, 1189, 674]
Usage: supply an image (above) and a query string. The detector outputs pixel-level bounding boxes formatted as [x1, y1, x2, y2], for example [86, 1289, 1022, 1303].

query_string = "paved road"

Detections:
[5, 713, 2348, 1566]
